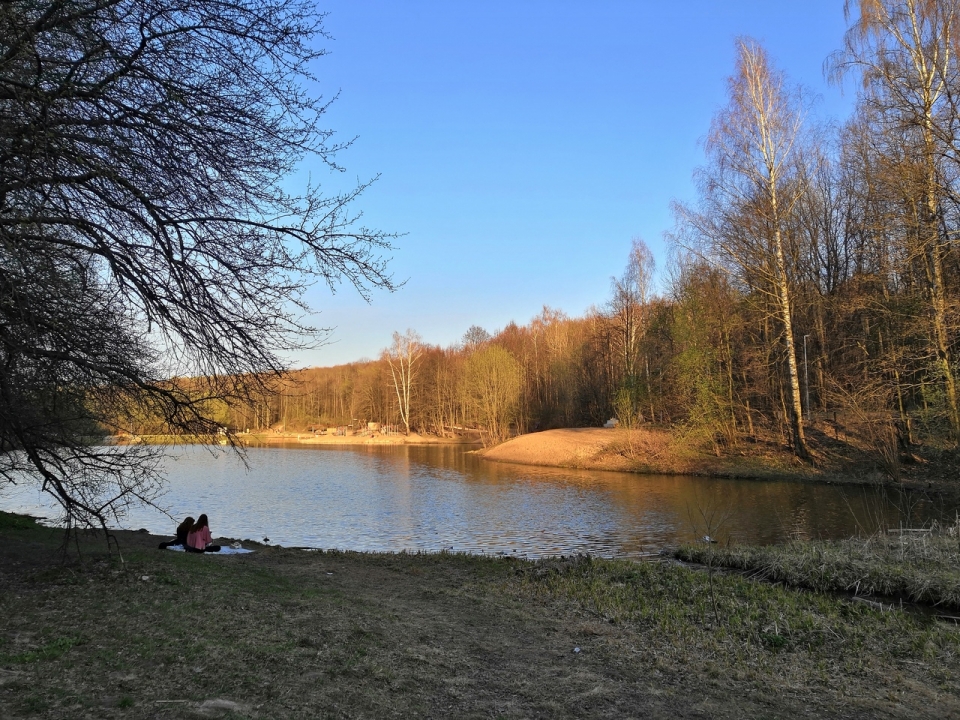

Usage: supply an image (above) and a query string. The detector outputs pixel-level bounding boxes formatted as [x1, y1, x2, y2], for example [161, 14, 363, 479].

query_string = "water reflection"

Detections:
[1, 444, 952, 558]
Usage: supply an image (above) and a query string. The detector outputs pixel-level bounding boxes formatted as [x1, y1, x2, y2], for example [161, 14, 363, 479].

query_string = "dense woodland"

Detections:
[123, 3, 960, 461]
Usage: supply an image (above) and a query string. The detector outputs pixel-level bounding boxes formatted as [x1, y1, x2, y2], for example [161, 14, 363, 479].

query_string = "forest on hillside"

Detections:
[125, 5, 960, 467]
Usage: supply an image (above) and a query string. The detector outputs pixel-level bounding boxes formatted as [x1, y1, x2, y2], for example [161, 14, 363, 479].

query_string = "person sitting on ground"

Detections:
[158, 516, 194, 550]
[185, 514, 221, 553]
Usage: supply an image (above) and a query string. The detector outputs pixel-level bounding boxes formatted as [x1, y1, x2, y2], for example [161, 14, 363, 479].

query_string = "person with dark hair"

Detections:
[158, 516, 194, 550]
[185, 514, 221, 553]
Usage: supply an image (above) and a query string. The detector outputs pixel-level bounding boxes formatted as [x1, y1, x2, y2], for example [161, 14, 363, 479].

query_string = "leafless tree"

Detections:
[680, 39, 812, 460]
[384, 330, 423, 435]
[608, 237, 656, 424]
[0, 0, 396, 528]
[835, 0, 960, 437]
[461, 325, 492, 351]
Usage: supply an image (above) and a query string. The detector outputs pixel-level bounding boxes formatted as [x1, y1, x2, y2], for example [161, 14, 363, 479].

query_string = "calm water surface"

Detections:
[1, 444, 952, 558]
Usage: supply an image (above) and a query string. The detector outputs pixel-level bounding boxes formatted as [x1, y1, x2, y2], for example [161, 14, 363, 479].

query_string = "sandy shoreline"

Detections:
[125, 426, 959, 493]
[478, 427, 960, 494]
[126, 431, 481, 447]
[479, 427, 627, 467]
[245, 431, 481, 446]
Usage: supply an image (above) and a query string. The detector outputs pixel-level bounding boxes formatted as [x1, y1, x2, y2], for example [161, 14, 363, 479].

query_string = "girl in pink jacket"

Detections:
[185, 514, 221, 553]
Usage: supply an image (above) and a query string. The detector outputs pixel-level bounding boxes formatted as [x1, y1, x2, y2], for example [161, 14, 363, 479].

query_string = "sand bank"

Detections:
[479, 427, 830, 483]
[245, 431, 481, 447]
[479, 428, 627, 468]
[478, 426, 960, 496]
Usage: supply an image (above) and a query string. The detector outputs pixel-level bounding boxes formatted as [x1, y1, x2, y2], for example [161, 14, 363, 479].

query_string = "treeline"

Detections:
[124, 3, 960, 459]
[178, 306, 663, 445]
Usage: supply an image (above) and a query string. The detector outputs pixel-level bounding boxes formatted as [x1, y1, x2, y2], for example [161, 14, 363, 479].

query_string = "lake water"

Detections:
[1, 444, 952, 558]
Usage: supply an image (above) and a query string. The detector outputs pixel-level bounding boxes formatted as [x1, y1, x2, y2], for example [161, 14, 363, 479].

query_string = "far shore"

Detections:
[113, 425, 960, 495]
[478, 427, 823, 480]
[477, 426, 960, 494]
[245, 430, 481, 446]
[116, 424, 960, 494]
[117, 430, 482, 447]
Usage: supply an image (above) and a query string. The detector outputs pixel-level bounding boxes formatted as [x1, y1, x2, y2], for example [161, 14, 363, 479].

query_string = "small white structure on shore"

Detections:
[603, 418, 619, 428]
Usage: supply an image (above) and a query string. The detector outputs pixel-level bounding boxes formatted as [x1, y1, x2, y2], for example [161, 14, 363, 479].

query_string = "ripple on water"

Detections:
[0, 444, 953, 557]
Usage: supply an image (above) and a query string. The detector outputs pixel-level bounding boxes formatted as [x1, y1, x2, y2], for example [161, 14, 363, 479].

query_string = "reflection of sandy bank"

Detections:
[246, 432, 480, 446]
[480, 428, 624, 468]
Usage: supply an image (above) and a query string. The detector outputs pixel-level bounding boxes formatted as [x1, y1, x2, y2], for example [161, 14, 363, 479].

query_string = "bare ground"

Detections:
[480, 428, 643, 469]
[1, 517, 959, 719]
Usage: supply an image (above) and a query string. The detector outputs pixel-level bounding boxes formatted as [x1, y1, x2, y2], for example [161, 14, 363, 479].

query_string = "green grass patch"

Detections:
[506, 554, 953, 662]
[675, 524, 960, 609]
[2, 636, 86, 664]
[0, 511, 42, 531]
[2, 515, 959, 718]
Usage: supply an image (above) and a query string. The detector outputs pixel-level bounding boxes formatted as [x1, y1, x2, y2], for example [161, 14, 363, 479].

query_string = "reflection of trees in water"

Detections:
[837, 485, 945, 536]
[401, 447, 952, 546]
[69, 445, 952, 554]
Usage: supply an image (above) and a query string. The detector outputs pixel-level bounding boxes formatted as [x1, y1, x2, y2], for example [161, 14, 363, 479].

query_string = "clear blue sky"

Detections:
[296, 1, 854, 367]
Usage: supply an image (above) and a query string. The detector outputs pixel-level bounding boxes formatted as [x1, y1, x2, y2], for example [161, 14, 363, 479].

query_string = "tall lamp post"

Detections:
[803, 334, 811, 422]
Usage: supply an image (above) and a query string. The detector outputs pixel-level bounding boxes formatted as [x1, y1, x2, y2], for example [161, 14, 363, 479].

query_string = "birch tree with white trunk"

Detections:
[609, 237, 656, 423]
[384, 330, 423, 435]
[836, 0, 960, 437]
[680, 38, 812, 460]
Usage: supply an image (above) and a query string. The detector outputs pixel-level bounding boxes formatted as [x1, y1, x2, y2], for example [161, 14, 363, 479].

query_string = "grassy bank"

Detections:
[1, 512, 959, 719]
[676, 522, 960, 611]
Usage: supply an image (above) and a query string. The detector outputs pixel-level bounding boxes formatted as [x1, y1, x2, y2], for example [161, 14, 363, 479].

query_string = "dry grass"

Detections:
[2, 512, 959, 718]
[676, 519, 960, 609]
